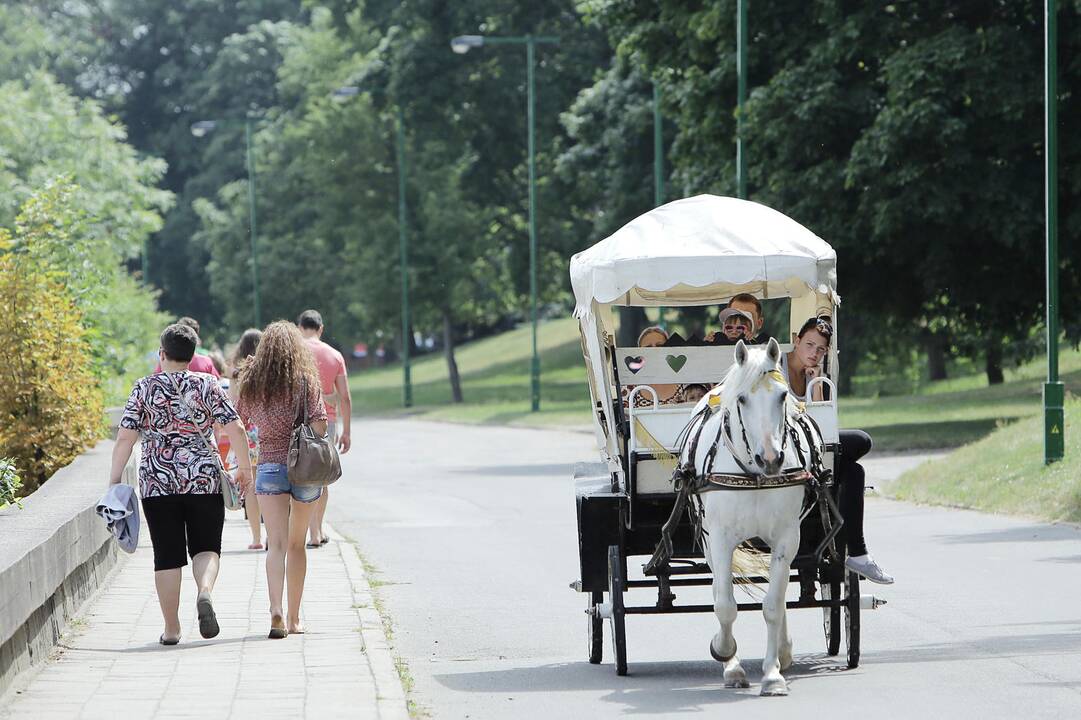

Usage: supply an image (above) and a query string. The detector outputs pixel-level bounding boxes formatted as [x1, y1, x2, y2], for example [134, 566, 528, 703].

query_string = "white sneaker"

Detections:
[845, 554, 895, 585]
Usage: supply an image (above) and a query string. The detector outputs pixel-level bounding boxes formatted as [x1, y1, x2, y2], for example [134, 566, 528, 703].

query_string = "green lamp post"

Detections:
[1044, 0, 1064, 463]
[333, 86, 414, 408]
[450, 34, 560, 412]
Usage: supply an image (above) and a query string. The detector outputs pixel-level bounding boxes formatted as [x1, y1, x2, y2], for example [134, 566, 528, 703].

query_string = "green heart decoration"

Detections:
[666, 354, 687, 372]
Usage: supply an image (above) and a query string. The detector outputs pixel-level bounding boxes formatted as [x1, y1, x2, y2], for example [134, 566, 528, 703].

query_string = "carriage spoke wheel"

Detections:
[844, 570, 861, 669]
[821, 576, 841, 657]
[607, 545, 628, 676]
[588, 590, 603, 664]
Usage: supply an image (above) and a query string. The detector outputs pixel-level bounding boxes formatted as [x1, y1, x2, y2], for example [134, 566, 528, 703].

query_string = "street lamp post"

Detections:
[736, 0, 748, 200]
[191, 117, 262, 327]
[654, 80, 666, 330]
[333, 87, 413, 408]
[1044, 0, 1064, 463]
[451, 33, 560, 412]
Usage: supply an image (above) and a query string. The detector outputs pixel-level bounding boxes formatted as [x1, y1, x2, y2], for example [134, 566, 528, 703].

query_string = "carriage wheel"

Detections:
[588, 590, 603, 664]
[821, 578, 841, 656]
[607, 545, 628, 676]
[845, 570, 861, 669]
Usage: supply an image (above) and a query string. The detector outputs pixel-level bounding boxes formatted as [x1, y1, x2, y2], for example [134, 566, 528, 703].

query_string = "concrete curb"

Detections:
[328, 524, 410, 720]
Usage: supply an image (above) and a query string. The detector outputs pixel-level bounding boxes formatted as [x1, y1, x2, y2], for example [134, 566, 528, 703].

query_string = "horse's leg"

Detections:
[707, 536, 748, 689]
[779, 606, 793, 671]
[760, 528, 799, 696]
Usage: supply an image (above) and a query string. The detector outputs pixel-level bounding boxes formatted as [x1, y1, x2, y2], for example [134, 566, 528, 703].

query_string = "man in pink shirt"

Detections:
[153, 317, 220, 378]
[297, 310, 352, 547]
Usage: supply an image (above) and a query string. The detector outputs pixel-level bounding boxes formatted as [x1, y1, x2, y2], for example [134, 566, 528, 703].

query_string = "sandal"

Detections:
[196, 591, 220, 639]
[268, 614, 288, 640]
[305, 541, 322, 549]
[248, 542, 264, 550]
[159, 634, 180, 646]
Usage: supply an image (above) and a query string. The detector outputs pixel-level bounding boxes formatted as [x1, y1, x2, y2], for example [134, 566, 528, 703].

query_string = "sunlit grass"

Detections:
[889, 398, 1081, 523]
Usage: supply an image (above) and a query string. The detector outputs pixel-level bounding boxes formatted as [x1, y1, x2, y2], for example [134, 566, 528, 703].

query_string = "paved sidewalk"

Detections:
[0, 517, 408, 720]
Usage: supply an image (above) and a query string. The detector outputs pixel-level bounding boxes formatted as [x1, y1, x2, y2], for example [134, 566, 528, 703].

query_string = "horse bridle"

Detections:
[719, 370, 789, 477]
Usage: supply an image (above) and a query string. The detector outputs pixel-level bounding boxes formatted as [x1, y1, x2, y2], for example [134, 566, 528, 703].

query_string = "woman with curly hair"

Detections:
[236, 321, 328, 638]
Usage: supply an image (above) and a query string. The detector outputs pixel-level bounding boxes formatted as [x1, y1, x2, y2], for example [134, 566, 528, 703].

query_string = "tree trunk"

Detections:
[443, 311, 463, 402]
[924, 333, 948, 381]
[616, 307, 649, 347]
[985, 335, 1004, 385]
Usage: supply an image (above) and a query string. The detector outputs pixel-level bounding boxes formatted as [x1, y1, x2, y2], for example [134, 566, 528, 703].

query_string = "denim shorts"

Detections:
[255, 463, 322, 503]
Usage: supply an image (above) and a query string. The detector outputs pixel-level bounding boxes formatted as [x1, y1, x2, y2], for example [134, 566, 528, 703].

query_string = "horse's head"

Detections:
[722, 338, 789, 476]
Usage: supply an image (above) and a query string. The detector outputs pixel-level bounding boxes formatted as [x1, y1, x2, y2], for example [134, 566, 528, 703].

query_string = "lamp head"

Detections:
[190, 120, 218, 137]
[332, 86, 361, 100]
[450, 35, 484, 54]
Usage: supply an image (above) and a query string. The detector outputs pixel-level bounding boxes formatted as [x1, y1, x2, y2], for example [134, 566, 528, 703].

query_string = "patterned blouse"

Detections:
[237, 383, 325, 466]
[120, 371, 240, 498]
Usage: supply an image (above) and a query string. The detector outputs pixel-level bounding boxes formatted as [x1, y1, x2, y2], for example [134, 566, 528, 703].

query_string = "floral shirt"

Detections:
[238, 382, 325, 466]
[120, 371, 240, 498]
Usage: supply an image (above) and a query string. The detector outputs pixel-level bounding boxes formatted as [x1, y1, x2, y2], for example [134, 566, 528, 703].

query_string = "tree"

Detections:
[0, 190, 105, 492]
[591, 0, 1081, 384]
[0, 75, 171, 395]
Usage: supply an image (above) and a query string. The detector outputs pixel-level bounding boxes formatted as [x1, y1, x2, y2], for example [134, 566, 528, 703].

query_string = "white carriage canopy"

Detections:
[570, 194, 838, 317]
[570, 195, 840, 474]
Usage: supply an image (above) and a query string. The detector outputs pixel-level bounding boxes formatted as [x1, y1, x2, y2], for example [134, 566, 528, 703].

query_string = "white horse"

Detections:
[679, 338, 822, 696]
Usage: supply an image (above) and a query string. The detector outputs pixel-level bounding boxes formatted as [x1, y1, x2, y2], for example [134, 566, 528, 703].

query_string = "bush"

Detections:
[0, 458, 21, 509]
[0, 227, 104, 493]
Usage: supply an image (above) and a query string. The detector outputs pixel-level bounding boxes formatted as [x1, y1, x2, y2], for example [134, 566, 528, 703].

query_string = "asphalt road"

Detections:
[328, 419, 1081, 719]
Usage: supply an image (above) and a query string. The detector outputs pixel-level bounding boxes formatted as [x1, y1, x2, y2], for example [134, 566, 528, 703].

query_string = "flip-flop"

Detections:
[159, 634, 179, 646]
[305, 541, 321, 549]
[268, 615, 288, 640]
[248, 543, 264, 550]
[196, 591, 220, 639]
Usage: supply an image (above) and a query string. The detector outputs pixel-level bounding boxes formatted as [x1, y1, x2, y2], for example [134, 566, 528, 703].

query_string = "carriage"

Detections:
[568, 195, 886, 686]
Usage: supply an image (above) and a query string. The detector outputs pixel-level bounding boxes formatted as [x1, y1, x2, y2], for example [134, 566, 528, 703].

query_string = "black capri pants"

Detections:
[836, 429, 873, 558]
[141, 493, 225, 571]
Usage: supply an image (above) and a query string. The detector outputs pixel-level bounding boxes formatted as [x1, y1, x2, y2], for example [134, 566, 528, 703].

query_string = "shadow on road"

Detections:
[933, 524, 1081, 544]
[433, 653, 855, 710]
[861, 631, 1081, 664]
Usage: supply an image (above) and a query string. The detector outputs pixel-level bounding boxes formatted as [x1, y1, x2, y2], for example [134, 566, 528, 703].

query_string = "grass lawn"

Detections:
[350, 316, 1081, 450]
[349, 317, 593, 429]
[888, 398, 1081, 523]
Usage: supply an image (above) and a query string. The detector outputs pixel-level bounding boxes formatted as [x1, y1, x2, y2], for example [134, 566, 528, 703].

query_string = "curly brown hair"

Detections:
[237, 321, 320, 407]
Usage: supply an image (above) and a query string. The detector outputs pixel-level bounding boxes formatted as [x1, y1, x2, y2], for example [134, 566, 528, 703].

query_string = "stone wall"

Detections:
[0, 441, 135, 697]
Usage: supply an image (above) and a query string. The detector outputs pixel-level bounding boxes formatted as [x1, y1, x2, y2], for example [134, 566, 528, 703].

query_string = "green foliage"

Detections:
[0, 205, 104, 493]
[0, 73, 172, 258]
[0, 458, 22, 509]
[588, 0, 1081, 381]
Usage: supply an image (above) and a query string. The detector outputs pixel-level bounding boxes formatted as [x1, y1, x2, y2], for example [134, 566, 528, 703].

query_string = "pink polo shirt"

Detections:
[306, 337, 347, 422]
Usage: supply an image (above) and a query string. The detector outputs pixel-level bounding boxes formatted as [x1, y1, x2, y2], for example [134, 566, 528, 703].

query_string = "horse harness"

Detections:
[643, 391, 835, 576]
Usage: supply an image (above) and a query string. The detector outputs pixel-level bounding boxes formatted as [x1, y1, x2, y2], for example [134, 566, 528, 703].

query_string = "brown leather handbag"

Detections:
[287, 379, 342, 486]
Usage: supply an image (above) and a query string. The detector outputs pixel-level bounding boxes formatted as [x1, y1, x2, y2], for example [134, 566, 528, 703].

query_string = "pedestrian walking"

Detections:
[296, 309, 352, 548]
[235, 321, 328, 638]
[227, 328, 264, 550]
[109, 323, 253, 645]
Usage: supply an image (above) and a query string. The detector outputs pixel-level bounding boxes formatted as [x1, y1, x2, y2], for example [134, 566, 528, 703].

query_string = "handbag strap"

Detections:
[165, 372, 225, 472]
[293, 377, 309, 428]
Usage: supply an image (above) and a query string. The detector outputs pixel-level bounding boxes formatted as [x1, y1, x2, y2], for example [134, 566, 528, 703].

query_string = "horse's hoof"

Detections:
[724, 673, 750, 689]
[760, 678, 789, 697]
[709, 637, 737, 663]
